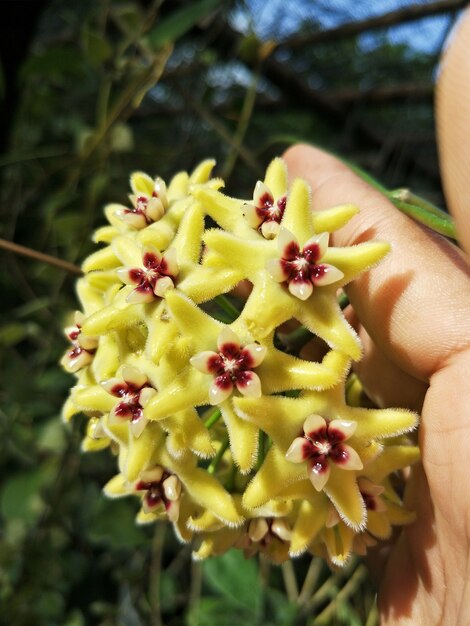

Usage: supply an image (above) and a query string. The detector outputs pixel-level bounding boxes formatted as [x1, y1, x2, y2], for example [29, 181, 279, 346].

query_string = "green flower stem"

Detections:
[213, 294, 241, 321]
[203, 408, 221, 429]
[304, 571, 342, 614]
[312, 563, 368, 625]
[297, 557, 324, 606]
[207, 437, 229, 475]
[344, 158, 457, 239]
[389, 198, 456, 239]
[388, 188, 448, 219]
[281, 559, 299, 602]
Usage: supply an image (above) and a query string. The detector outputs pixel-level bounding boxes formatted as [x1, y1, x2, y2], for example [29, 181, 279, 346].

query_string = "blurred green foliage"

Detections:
[0, 0, 448, 623]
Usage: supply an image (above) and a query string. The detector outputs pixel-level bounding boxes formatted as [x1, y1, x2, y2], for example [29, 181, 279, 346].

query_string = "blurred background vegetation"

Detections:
[0, 0, 464, 624]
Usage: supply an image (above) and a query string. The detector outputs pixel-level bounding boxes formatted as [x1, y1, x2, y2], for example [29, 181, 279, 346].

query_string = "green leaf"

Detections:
[81, 28, 113, 66]
[0, 322, 29, 346]
[187, 598, 253, 626]
[0, 469, 50, 524]
[390, 198, 456, 239]
[146, 0, 221, 49]
[110, 123, 134, 152]
[21, 47, 87, 82]
[202, 549, 262, 615]
[37, 419, 66, 454]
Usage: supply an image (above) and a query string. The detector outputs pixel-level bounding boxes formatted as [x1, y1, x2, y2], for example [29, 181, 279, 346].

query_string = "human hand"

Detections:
[282, 13, 470, 623]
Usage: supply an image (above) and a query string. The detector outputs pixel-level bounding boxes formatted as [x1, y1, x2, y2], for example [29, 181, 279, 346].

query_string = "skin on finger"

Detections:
[437, 10, 470, 256]
[283, 144, 470, 383]
[341, 304, 427, 411]
[354, 316, 427, 413]
[378, 348, 470, 625]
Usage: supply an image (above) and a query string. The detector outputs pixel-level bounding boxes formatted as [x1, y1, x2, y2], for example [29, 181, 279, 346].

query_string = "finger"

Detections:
[349, 310, 427, 412]
[436, 9, 470, 255]
[282, 144, 470, 382]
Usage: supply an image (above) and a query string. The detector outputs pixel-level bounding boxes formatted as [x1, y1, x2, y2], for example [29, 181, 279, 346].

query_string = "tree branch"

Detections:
[0, 238, 83, 275]
[327, 82, 434, 105]
[281, 0, 467, 49]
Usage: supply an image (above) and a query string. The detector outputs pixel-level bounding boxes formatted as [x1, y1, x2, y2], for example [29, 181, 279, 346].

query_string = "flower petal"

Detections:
[332, 443, 363, 471]
[271, 518, 292, 542]
[217, 327, 240, 352]
[303, 414, 327, 438]
[308, 458, 330, 491]
[266, 258, 289, 282]
[248, 518, 269, 542]
[142, 247, 162, 269]
[139, 387, 157, 407]
[101, 377, 125, 396]
[303, 232, 329, 260]
[116, 267, 139, 285]
[328, 419, 357, 441]
[162, 247, 178, 277]
[154, 176, 168, 205]
[253, 180, 273, 208]
[154, 276, 174, 297]
[163, 475, 182, 502]
[126, 286, 155, 304]
[277, 227, 298, 258]
[78, 334, 98, 351]
[64, 348, 93, 372]
[261, 220, 280, 239]
[190, 351, 221, 374]
[288, 278, 313, 301]
[242, 343, 267, 368]
[130, 415, 148, 438]
[209, 379, 233, 405]
[138, 466, 164, 485]
[242, 203, 263, 228]
[166, 498, 181, 522]
[311, 263, 344, 287]
[115, 210, 147, 229]
[146, 197, 165, 221]
[285, 437, 311, 463]
[122, 365, 147, 388]
[236, 371, 262, 398]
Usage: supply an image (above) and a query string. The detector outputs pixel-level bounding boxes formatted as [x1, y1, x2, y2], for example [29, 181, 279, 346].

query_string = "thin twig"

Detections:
[281, 0, 467, 49]
[0, 237, 83, 275]
[183, 90, 262, 176]
[221, 63, 261, 181]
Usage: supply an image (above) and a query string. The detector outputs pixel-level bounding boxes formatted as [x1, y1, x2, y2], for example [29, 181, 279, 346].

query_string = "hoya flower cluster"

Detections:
[61, 158, 419, 566]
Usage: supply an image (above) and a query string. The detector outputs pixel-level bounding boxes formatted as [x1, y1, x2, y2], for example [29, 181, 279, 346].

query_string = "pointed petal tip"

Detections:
[288, 279, 313, 301]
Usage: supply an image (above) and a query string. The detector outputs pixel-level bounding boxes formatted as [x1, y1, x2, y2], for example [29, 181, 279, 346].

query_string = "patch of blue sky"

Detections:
[233, 0, 456, 54]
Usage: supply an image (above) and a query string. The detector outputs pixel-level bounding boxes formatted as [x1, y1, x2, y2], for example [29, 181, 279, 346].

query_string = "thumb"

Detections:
[436, 8, 470, 255]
